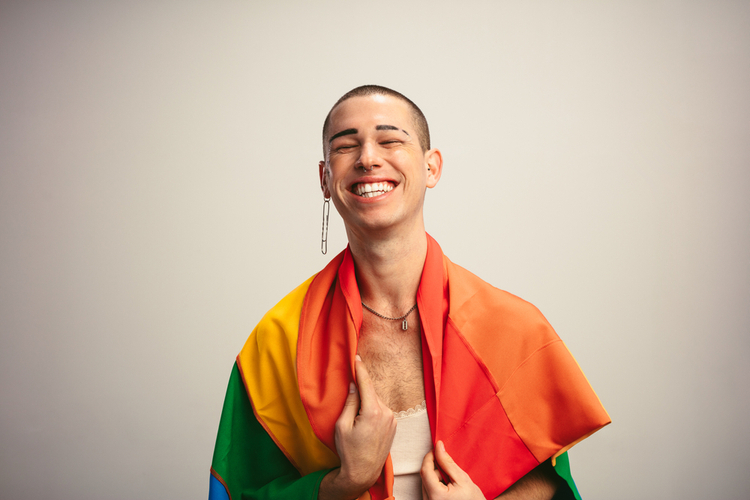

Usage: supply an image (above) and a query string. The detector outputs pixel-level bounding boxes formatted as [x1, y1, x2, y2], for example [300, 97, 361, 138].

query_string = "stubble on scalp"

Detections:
[322, 85, 431, 159]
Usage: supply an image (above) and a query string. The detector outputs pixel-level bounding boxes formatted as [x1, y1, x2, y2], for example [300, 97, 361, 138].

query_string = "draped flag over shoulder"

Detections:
[209, 234, 610, 500]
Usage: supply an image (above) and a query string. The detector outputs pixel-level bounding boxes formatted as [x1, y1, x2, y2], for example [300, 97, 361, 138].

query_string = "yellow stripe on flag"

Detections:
[237, 275, 339, 475]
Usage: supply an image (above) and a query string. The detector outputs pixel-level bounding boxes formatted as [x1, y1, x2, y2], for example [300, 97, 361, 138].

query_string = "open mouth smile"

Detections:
[352, 181, 395, 198]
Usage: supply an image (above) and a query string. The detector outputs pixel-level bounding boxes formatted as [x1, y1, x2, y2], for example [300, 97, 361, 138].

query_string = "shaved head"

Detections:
[322, 85, 430, 157]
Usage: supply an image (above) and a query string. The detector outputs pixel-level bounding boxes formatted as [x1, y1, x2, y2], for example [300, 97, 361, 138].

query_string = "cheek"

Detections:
[328, 194, 349, 216]
[327, 160, 352, 179]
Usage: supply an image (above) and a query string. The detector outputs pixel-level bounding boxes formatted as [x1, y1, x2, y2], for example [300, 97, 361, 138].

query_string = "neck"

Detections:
[345, 222, 427, 316]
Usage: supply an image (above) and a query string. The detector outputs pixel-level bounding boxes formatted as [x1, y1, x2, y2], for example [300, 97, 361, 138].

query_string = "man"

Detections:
[209, 86, 610, 500]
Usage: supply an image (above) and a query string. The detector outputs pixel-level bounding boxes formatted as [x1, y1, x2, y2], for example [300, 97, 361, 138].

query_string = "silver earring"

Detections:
[320, 197, 330, 254]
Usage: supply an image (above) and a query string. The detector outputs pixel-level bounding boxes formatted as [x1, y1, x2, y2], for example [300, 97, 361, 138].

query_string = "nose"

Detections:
[356, 141, 380, 172]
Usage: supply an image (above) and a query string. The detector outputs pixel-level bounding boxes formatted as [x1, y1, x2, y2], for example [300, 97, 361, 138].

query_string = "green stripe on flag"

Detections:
[210, 363, 331, 499]
[553, 451, 582, 500]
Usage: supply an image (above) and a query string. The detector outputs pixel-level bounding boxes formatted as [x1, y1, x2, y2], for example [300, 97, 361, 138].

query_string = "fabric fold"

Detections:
[209, 233, 610, 500]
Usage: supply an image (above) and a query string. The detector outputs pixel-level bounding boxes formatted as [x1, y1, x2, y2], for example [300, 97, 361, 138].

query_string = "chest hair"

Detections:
[357, 311, 425, 413]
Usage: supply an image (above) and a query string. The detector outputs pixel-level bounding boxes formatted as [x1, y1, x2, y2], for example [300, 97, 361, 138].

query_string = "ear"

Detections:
[425, 148, 443, 189]
[319, 160, 331, 198]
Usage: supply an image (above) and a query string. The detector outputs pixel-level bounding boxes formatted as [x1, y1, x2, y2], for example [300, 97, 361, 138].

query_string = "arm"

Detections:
[319, 356, 397, 500]
[421, 441, 563, 500]
[496, 460, 563, 500]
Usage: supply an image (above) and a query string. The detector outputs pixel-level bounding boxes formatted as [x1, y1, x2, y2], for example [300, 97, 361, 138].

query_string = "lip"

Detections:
[349, 175, 397, 188]
[348, 175, 398, 200]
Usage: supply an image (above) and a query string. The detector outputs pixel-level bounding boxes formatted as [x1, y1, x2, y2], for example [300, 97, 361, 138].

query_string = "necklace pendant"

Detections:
[402, 319, 408, 331]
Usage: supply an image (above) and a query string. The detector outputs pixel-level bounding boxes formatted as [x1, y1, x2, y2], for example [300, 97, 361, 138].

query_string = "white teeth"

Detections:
[354, 182, 394, 197]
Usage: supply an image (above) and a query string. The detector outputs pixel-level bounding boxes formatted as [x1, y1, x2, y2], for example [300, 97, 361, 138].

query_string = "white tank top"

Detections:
[390, 401, 432, 500]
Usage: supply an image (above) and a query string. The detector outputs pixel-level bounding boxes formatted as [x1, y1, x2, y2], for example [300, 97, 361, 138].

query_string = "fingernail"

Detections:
[349, 382, 356, 394]
[355, 354, 362, 362]
[438, 440, 445, 452]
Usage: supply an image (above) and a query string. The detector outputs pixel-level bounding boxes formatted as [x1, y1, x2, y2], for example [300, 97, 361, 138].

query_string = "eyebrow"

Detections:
[330, 125, 412, 144]
[376, 124, 410, 137]
[329, 128, 357, 143]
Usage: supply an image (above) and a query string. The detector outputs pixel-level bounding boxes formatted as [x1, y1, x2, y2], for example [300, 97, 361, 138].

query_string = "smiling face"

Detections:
[319, 93, 442, 240]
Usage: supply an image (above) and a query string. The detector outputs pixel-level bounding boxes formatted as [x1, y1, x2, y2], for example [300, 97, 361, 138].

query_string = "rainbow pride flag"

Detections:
[210, 235, 609, 499]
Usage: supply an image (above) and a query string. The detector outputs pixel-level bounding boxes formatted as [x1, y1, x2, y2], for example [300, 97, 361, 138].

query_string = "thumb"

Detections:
[433, 440, 468, 485]
[337, 382, 360, 424]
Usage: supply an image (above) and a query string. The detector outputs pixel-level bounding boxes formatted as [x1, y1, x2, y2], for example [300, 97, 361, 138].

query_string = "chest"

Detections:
[357, 312, 425, 413]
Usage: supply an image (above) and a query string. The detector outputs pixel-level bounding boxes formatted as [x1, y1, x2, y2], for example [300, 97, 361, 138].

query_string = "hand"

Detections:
[422, 443, 561, 500]
[319, 355, 397, 500]
[421, 440, 484, 500]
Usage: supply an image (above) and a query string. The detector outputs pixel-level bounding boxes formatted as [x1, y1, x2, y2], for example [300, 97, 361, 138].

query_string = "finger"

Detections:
[421, 450, 435, 471]
[420, 450, 445, 495]
[422, 482, 434, 500]
[336, 381, 360, 426]
[433, 440, 469, 485]
[354, 355, 379, 411]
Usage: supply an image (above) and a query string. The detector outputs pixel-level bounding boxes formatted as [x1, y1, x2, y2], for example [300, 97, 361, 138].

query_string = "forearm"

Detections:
[318, 467, 374, 500]
[496, 460, 562, 500]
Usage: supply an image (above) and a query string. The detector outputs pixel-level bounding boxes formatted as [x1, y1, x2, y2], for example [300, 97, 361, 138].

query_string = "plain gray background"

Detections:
[1, 1, 749, 499]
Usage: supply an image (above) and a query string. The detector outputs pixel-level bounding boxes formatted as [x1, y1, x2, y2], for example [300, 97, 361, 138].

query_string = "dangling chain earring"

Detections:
[320, 197, 330, 254]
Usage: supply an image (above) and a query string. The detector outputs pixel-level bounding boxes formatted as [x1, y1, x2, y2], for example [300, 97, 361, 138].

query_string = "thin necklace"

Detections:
[361, 301, 418, 331]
